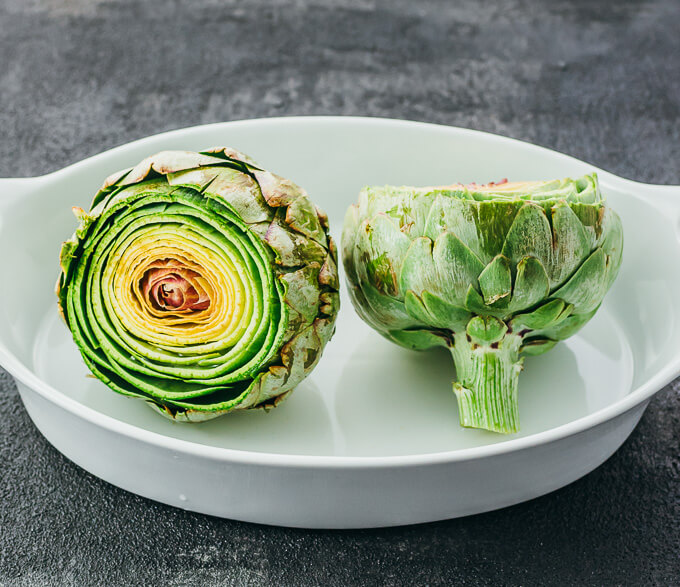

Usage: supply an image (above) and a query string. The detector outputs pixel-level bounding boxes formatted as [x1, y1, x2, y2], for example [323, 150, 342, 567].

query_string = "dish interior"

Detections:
[1, 118, 678, 456]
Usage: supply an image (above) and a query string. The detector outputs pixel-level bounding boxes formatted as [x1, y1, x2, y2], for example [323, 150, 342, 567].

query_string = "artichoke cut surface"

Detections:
[58, 148, 339, 422]
[342, 175, 623, 434]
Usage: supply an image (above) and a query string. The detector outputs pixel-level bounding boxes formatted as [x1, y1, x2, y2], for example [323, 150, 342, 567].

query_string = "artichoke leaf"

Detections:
[549, 201, 591, 287]
[422, 291, 471, 332]
[424, 195, 483, 260]
[511, 299, 568, 331]
[265, 214, 327, 267]
[534, 306, 599, 340]
[551, 248, 607, 313]
[478, 254, 512, 306]
[285, 194, 328, 248]
[387, 328, 450, 351]
[507, 256, 550, 313]
[501, 203, 553, 271]
[520, 338, 558, 356]
[356, 213, 411, 297]
[466, 316, 508, 345]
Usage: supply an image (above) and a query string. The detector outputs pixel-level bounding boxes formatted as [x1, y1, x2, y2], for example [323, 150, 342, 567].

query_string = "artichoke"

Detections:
[57, 148, 339, 422]
[342, 175, 622, 434]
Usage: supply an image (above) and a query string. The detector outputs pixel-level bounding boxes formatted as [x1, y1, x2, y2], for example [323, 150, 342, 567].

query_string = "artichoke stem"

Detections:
[451, 332, 523, 434]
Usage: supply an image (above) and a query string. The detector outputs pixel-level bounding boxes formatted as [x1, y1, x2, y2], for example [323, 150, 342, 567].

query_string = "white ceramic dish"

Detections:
[1, 117, 678, 528]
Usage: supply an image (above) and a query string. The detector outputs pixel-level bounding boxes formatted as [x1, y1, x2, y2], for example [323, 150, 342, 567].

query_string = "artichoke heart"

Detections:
[342, 174, 623, 434]
[58, 148, 339, 422]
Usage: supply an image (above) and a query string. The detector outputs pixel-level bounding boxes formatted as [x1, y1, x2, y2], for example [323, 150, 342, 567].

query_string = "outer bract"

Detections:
[58, 148, 339, 422]
[342, 175, 622, 434]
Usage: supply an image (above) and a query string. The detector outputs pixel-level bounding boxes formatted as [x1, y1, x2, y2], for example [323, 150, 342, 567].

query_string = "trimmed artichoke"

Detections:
[58, 148, 339, 422]
[342, 174, 622, 434]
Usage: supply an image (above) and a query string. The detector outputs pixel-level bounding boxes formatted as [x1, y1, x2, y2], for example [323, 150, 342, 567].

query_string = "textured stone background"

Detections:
[1, 0, 679, 585]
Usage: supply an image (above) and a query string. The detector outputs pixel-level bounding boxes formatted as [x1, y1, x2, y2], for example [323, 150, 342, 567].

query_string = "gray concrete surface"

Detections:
[1, 0, 679, 585]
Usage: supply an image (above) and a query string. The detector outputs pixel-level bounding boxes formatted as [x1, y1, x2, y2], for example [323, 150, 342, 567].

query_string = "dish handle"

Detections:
[639, 183, 680, 231]
[0, 177, 41, 216]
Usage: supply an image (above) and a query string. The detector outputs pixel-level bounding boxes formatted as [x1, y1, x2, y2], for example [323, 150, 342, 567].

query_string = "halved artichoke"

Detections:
[342, 175, 623, 434]
[58, 148, 339, 422]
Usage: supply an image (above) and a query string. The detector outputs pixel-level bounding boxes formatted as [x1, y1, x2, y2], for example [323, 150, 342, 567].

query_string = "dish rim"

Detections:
[1, 115, 679, 468]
